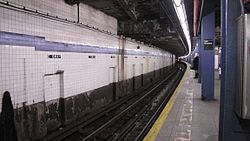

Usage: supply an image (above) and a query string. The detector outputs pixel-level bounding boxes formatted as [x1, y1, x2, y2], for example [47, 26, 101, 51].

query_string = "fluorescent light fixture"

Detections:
[172, 0, 191, 57]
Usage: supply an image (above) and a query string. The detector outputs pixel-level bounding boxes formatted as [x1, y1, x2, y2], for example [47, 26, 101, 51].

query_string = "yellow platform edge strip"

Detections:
[143, 63, 190, 141]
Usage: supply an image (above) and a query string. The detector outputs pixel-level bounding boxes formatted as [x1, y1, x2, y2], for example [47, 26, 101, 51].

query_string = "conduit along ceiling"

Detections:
[65, 0, 193, 57]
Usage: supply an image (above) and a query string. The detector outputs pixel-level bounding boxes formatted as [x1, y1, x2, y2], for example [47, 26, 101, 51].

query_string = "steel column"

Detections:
[200, 12, 215, 100]
[219, 0, 250, 140]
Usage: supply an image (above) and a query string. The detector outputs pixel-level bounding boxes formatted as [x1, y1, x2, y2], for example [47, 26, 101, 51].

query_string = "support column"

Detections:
[198, 36, 201, 83]
[219, 0, 250, 140]
[200, 12, 215, 100]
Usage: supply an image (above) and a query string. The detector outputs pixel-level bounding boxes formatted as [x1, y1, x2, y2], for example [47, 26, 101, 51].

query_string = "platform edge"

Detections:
[143, 63, 190, 141]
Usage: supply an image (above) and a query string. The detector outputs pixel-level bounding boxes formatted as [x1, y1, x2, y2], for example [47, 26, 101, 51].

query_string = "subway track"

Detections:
[41, 64, 186, 141]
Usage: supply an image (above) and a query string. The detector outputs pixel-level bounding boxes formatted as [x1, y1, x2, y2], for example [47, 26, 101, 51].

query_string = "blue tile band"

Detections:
[0, 31, 165, 56]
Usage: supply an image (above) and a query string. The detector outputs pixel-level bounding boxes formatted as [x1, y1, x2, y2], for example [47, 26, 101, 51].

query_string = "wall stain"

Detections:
[9, 66, 172, 141]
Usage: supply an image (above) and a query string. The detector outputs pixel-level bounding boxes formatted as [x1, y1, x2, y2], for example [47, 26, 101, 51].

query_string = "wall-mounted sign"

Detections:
[48, 55, 61, 59]
[204, 39, 213, 50]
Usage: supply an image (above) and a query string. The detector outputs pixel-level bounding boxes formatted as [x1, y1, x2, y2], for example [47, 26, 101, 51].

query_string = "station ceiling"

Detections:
[65, 0, 193, 57]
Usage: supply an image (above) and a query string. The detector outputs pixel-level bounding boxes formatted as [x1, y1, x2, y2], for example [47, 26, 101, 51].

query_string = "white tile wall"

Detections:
[0, 45, 172, 112]
[6, 0, 77, 21]
[0, 45, 36, 111]
[0, 45, 119, 111]
[0, 0, 173, 112]
[0, 6, 119, 48]
[79, 3, 117, 34]
[4, 0, 116, 34]
[44, 74, 60, 102]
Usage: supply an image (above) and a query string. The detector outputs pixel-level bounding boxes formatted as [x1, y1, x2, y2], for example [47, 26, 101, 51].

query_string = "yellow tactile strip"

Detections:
[143, 63, 190, 141]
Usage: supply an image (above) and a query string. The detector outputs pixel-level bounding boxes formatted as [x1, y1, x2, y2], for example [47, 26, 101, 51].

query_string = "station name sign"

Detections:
[204, 39, 213, 50]
[48, 54, 61, 59]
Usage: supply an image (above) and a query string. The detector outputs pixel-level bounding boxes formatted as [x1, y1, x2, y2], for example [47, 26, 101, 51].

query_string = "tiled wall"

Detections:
[0, 0, 118, 47]
[79, 3, 117, 34]
[3, 0, 117, 33]
[0, 45, 171, 112]
[0, 0, 174, 112]
[0, 46, 39, 110]
[0, 45, 116, 110]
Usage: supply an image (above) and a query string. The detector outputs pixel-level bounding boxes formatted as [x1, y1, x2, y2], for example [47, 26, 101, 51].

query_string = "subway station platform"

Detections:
[144, 67, 220, 141]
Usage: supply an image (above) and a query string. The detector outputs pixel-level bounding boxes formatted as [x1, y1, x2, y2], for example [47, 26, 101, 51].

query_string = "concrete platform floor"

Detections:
[156, 70, 220, 141]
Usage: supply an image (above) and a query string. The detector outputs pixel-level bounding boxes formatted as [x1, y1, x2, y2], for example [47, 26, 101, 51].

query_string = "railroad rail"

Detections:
[40, 63, 186, 141]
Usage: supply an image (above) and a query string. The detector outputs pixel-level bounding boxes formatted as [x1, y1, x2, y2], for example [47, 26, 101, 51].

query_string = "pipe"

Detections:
[240, 0, 245, 15]
[77, 2, 79, 23]
[194, 0, 198, 36]
[196, 0, 204, 35]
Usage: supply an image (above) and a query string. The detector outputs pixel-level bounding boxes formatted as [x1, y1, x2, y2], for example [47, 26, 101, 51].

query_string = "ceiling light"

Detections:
[173, 0, 191, 57]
